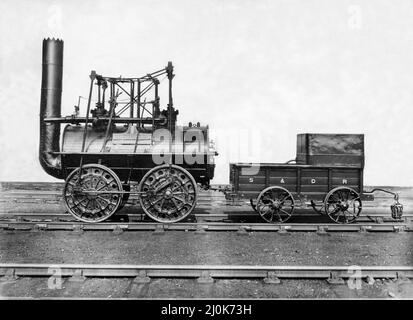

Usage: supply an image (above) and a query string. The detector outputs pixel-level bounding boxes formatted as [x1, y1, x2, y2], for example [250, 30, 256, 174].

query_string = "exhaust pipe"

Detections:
[39, 38, 63, 179]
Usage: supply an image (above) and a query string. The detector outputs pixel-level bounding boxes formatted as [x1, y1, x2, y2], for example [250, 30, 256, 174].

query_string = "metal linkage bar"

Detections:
[1, 263, 412, 280]
[364, 188, 400, 200]
[98, 68, 167, 83]
[43, 117, 167, 124]
[363, 188, 404, 219]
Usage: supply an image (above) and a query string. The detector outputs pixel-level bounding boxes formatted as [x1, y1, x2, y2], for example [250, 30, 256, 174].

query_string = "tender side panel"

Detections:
[230, 163, 363, 200]
[268, 169, 298, 192]
[300, 168, 329, 193]
[237, 167, 266, 192]
[331, 168, 361, 193]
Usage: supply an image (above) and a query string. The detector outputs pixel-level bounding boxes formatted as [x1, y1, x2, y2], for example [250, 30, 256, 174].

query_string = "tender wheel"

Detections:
[324, 187, 362, 224]
[256, 186, 295, 223]
[63, 164, 123, 223]
[139, 164, 197, 223]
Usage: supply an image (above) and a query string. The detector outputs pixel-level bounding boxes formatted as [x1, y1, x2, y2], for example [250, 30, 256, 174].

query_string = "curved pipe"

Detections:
[39, 38, 64, 179]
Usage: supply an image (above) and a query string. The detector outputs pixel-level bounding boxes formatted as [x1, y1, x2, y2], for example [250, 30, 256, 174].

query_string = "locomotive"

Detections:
[39, 38, 403, 224]
[39, 38, 216, 223]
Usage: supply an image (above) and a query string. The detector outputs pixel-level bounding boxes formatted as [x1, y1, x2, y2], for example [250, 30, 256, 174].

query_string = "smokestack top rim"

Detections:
[43, 37, 64, 43]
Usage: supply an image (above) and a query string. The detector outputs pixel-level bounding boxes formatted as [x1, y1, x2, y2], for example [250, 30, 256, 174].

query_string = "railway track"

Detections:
[1, 263, 412, 283]
[0, 220, 410, 233]
[1, 182, 412, 231]
[1, 210, 412, 224]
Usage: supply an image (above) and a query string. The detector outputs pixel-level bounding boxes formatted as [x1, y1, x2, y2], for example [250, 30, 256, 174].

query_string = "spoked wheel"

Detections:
[63, 164, 123, 223]
[256, 186, 295, 223]
[139, 164, 197, 223]
[324, 187, 362, 224]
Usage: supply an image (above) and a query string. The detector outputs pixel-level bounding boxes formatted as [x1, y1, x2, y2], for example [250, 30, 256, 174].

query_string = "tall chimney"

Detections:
[39, 38, 63, 179]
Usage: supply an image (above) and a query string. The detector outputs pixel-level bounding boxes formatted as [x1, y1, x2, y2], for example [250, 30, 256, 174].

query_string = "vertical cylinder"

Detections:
[39, 38, 63, 179]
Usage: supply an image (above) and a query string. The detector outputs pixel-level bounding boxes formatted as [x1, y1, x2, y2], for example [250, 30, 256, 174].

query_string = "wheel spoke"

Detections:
[158, 198, 165, 212]
[171, 185, 181, 192]
[97, 196, 110, 203]
[330, 206, 340, 215]
[279, 194, 290, 203]
[171, 198, 180, 210]
[345, 209, 356, 219]
[280, 209, 292, 217]
[335, 210, 344, 222]
[268, 209, 274, 222]
[274, 209, 283, 222]
[261, 209, 272, 217]
[150, 196, 164, 206]
[69, 197, 88, 210]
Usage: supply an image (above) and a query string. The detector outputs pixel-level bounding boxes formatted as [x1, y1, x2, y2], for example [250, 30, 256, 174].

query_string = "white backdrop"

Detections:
[0, 0, 412, 186]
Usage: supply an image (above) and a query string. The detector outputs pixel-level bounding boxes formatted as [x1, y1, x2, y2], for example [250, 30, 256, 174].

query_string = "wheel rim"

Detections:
[256, 186, 294, 223]
[139, 164, 197, 223]
[63, 164, 123, 223]
[324, 187, 362, 224]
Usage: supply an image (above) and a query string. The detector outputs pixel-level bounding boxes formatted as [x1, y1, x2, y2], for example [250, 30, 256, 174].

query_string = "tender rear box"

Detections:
[296, 133, 364, 168]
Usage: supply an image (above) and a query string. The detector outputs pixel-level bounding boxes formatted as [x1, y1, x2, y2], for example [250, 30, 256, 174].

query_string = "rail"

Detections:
[0, 221, 410, 233]
[1, 263, 413, 282]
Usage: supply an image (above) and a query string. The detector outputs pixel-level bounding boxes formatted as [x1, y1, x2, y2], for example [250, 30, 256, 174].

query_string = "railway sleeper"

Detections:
[68, 269, 86, 283]
[197, 271, 214, 284]
[153, 224, 166, 235]
[263, 271, 281, 284]
[326, 272, 345, 285]
[194, 225, 208, 234]
[0, 269, 18, 282]
[317, 226, 329, 235]
[132, 270, 151, 284]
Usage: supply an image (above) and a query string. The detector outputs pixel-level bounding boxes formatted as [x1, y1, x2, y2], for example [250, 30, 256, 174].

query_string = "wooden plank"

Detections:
[300, 185, 329, 193]
[269, 177, 298, 185]
[301, 177, 328, 185]
[269, 169, 297, 177]
[332, 169, 360, 177]
[331, 178, 360, 185]
[300, 169, 329, 177]
[238, 184, 266, 191]
[238, 176, 265, 184]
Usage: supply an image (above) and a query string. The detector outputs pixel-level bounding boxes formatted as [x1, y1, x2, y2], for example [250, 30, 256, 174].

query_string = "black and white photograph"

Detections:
[0, 0, 412, 314]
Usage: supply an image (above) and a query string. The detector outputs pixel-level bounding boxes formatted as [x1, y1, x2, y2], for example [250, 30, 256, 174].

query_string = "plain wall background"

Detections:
[0, 0, 412, 186]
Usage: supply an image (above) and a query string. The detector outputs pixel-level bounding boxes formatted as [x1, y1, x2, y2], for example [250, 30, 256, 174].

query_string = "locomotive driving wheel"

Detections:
[63, 164, 123, 223]
[256, 186, 295, 223]
[324, 187, 362, 224]
[139, 164, 197, 223]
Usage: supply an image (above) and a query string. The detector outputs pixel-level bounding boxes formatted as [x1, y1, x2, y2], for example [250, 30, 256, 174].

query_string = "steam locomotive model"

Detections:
[39, 38, 403, 224]
[39, 38, 216, 223]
